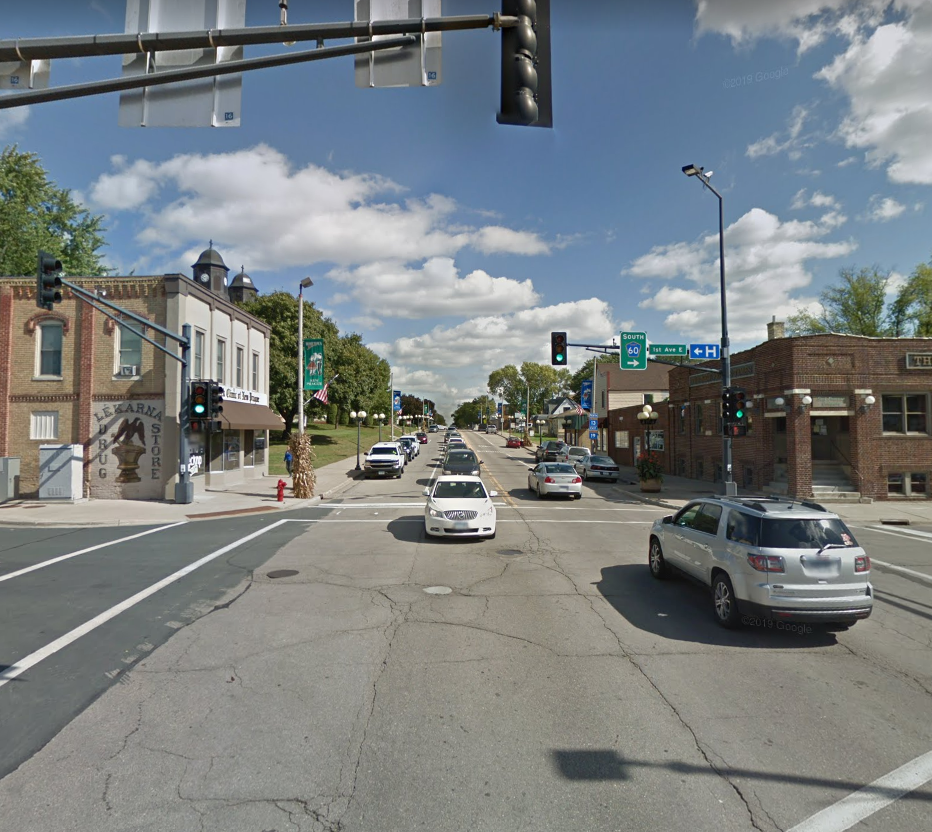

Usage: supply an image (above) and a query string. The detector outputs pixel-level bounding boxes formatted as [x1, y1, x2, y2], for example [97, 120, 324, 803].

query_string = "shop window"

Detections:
[882, 394, 929, 435]
[30, 411, 59, 440]
[912, 473, 928, 495]
[194, 331, 205, 379]
[648, 430, 664, 452]
[244, 430, 255, 467]
[254, 433, 266, 465]
[224, 431, 241, 471]
[188, 433, 207, 477]
[36, 322, 63, 377]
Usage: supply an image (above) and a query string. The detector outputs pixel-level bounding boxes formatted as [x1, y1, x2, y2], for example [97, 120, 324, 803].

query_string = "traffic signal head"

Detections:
[551, 331, 567, 365]
[733, 388, 747, 421]
[37, 251, 63, 311]
[497, 0, 552, 128]
[209, 382, 224, 417]
[190, 382, 208, 419]
[722, 386, 735, 422]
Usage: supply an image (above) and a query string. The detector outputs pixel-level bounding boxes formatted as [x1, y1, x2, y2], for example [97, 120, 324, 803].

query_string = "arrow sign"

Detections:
[689, 343, 720, 360]
[620, 331, 647, 370]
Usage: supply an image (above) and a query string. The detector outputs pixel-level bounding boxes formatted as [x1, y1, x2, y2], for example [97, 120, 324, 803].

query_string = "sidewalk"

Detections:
[0, 456, 362, 527]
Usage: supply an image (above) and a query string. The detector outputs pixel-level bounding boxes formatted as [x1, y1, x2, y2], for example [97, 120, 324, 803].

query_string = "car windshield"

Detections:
[433, 481, 488, 499]
[589, 456, 615, 466]
[446, 452, 477, 464]
[544, 464, 576, 474]
[371, 446, 397, 455]
[760, 517, 858, 549]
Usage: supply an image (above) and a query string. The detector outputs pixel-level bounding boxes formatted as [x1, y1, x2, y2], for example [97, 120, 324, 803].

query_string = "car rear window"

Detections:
[447, 452, 477, 463]
[589, 456, 615, 466]
[760, 517, 857, 549]
[544, 464, 577, 474]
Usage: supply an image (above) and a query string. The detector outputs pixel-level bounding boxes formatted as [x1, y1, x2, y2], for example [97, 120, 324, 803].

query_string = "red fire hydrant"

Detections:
[277, 479, 287, 502]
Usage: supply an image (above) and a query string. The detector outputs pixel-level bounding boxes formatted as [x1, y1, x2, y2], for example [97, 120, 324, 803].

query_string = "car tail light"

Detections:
[855, 555, 871, 573]
[544, 476, 555, 483]
[573, 476, 582, 483]
[747, 554, 785, 573]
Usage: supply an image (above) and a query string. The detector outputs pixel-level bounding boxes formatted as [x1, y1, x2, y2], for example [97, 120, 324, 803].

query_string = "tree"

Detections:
[569, 355, 616, 401]
[329, 333, 390, 427]
[890, 257, 932, 336]
[0, 145, 110, 277]
[786, 266, 895, 337]
[237, 291, 340, 436]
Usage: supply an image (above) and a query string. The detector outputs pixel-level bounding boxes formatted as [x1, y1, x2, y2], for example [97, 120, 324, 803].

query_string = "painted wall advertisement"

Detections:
[91, 399, 165, 499]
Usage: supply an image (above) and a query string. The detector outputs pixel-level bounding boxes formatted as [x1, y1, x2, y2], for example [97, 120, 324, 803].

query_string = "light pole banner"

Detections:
[580, 380, 593, 411]
[303, 339, 324, 391]
[393, 391, 402, 412]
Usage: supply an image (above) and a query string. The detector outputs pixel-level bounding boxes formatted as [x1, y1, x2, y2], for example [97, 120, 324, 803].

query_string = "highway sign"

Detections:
[589, 431, 598, 440]
[620, 331, 647, 370]
[650, 344, 687, 356]
[589, 418, 598, 430]
[689, 343, 720, 360]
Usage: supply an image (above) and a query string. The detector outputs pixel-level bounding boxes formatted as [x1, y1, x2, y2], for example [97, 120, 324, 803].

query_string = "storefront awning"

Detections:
[218, 400, 285, 431]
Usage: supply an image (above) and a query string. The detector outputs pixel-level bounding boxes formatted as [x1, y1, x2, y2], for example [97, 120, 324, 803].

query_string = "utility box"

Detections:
[39, 445, 84, 501]
[0, 457, 20, 502]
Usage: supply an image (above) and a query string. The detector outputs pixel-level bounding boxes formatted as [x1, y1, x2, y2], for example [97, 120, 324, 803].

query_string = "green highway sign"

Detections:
[620, 331, 647, 370]
[650, 344, 687, 356]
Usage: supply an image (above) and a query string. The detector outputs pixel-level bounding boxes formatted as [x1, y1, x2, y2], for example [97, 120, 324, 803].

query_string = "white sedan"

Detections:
[527, 462, 583, 500]
[423, 476, 498, 539]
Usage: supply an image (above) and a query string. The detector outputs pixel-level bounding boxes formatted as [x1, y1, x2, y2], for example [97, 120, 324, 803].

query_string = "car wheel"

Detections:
[574, 492, 582, 500]
[712, 574, 741, 629]
[487, 530, 497, 540]
[648, 538, 667, 579]
[582, 469, 588, 480]
[538, 484, 545, 499]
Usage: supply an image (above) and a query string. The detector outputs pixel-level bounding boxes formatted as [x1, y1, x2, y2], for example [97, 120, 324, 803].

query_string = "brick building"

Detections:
[0, 246, 283, 501]
[606, 321, 932, 501]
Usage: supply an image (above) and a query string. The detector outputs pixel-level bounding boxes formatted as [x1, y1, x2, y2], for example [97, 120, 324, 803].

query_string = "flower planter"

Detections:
[639, 477, 662, 493]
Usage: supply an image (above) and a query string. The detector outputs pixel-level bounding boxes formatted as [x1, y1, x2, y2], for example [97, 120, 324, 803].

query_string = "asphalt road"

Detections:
[0, 431, 930, 832]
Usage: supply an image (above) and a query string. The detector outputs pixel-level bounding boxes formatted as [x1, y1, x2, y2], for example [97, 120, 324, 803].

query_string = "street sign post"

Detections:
[620, 331, 647, 370]
[650, 344, 687, 356]
[689, 343, 720, 360]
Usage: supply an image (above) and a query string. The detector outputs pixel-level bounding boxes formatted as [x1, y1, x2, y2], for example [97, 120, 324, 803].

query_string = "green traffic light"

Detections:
[735, 409, 744, 419]
[193, 403, 206, 415]
[556, 352, 564, 362]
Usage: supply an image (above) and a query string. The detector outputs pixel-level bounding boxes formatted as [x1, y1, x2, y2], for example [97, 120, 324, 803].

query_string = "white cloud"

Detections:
[837, 155, 859, 166]
[746, 104, 813, 159]
[863, 194, 907, 221]
[0, 104, 29, 139]
[791, 189, 842, 212]
[326, 257, 540, 320]
[85, 145, 552, 273]
[626, 207, 857, 343]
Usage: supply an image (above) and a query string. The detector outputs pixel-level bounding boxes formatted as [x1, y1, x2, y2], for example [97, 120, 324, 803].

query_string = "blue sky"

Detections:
[2, 0, 930, 417]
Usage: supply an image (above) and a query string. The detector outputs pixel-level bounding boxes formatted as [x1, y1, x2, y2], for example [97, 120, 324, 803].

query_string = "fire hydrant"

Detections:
[276, 479, 287, 502]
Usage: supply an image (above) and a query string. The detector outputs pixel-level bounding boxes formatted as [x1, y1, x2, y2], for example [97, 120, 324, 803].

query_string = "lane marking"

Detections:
[861, 524, 932, 542]
[871, 559, 932, 586]
[788, 749, 932, 832]
[0, 522, 188, 584]
[282, 517, 651, 526]
[0, 519, 288, 689]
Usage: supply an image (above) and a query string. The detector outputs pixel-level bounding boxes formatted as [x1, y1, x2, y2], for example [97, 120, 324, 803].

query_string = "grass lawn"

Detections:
[268, 425, 403, 475]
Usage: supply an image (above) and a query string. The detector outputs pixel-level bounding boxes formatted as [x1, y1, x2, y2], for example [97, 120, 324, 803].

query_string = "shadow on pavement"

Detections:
[594, 564, 837, 648]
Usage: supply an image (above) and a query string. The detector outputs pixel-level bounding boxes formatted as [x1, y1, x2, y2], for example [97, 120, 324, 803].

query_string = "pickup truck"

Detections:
[364, 442, 405, 478]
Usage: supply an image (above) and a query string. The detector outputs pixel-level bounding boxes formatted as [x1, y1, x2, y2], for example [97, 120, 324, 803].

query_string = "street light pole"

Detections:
[682, 164, 735, 496]
[297, 277, 313, 436]
[351, 409, 367, 470]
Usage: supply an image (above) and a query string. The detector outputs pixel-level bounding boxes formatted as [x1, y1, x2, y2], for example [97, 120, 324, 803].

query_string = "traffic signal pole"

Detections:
[177, 324, 193, 505]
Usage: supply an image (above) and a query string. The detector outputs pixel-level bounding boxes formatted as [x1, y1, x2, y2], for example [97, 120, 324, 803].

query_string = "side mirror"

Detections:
[423, 488, 431, 496]
[662, 515, 673, 525]
[489, 490, 498, 497]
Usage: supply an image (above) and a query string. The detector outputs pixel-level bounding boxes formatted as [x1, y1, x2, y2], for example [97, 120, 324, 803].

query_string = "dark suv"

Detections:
[535, 440, 568, 463]
[648, 496, 872, 629]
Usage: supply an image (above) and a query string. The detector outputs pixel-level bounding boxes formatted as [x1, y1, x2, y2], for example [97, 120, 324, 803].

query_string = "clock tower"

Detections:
[191, 243, 230, 299]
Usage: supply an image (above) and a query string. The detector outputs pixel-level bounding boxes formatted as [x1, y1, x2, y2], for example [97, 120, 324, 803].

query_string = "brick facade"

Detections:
[605, 333, 932, 501]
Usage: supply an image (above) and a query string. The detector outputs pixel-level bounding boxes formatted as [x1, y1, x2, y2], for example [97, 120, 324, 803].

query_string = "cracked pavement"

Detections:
[1, 441, 931, 832]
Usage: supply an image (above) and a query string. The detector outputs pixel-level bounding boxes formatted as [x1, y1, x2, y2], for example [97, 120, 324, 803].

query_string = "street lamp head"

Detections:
[359, 410, 367, 419]
[682, 164, 701, 177]
[350, 410, 357, 419]
[300, 277, 314, 288]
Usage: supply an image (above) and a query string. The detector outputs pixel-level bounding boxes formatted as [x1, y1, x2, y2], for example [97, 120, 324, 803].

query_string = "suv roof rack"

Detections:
[719, 495, 829, 513]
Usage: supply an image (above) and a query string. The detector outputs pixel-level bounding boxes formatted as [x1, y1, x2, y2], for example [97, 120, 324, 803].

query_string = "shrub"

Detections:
[636, 450, 664, 482]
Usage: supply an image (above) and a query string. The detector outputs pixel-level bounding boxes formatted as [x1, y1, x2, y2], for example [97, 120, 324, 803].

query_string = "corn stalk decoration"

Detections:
[289, 433, 316, 498]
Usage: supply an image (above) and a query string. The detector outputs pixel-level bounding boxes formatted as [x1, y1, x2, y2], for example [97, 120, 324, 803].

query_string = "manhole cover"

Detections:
[267, 569, 299, 579]
[423, 586, 453, 595]
[498, 549, 523, 557]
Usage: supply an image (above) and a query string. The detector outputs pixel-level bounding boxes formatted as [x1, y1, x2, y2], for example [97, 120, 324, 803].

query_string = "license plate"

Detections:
[559, 485, 570, 490]
[453, 521, 469, 530]
[378, 471, 386, 476]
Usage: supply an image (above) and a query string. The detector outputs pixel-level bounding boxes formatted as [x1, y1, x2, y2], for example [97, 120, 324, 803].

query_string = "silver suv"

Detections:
[648, 497, 872, 629]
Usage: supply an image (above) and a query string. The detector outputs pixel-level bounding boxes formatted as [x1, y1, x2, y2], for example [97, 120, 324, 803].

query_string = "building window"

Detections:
[882, 394, 929, 434]
[254, 433, 266, 465]
[713, 461, 723, 482]
[118, 322, 142, 372]
[744, 466, 755, 489]
[888, 472, 929, 496]
[695, 458, 704, 479]
[236, 346, 244, 388]
[194, 331, 205, 379]
[36, 322, 63, 377]
[643, 393, 654, 405]
[676, 457, 687, 476]
[251, 352, 259, 391]
[216, 338, 226, 383]
[30, 411, 59, 440]
[695, 404, 703, 435]
[678, 407, 686, 434]
[615, 430, 629, 449]
[244, 429, 255, 467]
[648, 430, 664, 451]
[224, 431, 241, 471]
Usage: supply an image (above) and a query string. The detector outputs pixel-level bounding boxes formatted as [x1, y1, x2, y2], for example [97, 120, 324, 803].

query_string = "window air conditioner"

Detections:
[120, 365, 138, 377]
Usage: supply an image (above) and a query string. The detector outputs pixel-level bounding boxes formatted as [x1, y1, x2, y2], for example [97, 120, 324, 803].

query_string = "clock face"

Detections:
[198, 273, 209, 284]
[223, 275, 228, 286]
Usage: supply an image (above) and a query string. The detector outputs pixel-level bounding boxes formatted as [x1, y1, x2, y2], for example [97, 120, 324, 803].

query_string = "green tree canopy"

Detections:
[890, 257, 932, 336]
[0, 145, 110, 277]
[786, 266, 895, 337]
[329, 332, 390, 424]
[568, 355, 616, 401]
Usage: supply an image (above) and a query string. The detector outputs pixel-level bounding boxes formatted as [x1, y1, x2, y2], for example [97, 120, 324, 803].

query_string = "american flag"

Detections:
[312, 384, 329, 405]
[574, 404, 586, 415]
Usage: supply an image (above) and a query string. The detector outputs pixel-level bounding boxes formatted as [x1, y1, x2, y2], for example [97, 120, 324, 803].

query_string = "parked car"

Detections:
[416, 432, 429, 444]
[423, 476, 498, 539]
[535, 440, 567, 463]
[506, 436, 523, 449]
[648, 496, 873, 629]
[486, 424, 498, 434]
[364, 442, 405, 479]
[527, 462, 583, 499]
[575, 454, 620, 482]
[429, 424, 440, 433]
[442, 449, 481, 476]
[566, 446, 591, 464]
[398, 435, 418, 460]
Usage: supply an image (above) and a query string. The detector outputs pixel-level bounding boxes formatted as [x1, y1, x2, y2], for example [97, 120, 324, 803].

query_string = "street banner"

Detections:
[393, 391, 402, 412]
[580, 380, 593, 411]
[303, 338, 324, 391]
